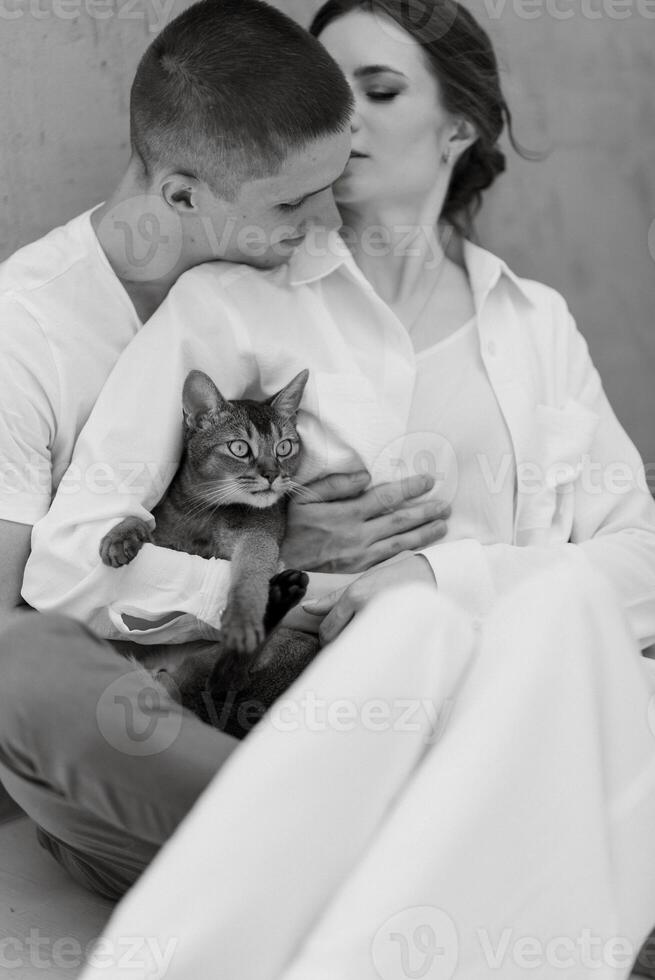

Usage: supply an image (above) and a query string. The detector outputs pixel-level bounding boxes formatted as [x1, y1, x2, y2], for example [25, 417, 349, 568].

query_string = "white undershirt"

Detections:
[406, 316, 516, 545]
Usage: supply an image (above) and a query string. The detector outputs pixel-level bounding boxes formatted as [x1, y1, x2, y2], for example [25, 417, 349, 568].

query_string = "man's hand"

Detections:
[303, 554, 437, 644]
[280, 471, 450, 573]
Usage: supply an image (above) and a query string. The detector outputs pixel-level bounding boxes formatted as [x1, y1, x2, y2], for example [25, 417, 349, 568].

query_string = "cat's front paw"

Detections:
[99, 517, 153, 567]
[220, 608, 265, 656]
[213, 608, 265, 691]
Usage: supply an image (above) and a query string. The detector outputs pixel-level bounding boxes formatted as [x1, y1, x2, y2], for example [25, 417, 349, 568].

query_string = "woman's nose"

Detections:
[350, 103, 362, 134]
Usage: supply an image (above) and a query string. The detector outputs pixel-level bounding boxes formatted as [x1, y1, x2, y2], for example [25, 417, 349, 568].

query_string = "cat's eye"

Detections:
[228, 440, 250, 458]
[276, 440, 294, 458]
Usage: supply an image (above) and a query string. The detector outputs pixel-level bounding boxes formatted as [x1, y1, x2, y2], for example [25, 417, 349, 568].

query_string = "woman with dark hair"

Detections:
[295, 0, 655, 650]
[312, 0, 515, 239]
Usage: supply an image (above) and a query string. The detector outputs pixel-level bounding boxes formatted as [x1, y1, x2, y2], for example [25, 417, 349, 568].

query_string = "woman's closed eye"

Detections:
[366, 90, 399, 102]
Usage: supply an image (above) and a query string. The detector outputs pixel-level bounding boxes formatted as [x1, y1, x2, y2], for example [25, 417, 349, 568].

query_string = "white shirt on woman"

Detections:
[22, 229, 655, 648]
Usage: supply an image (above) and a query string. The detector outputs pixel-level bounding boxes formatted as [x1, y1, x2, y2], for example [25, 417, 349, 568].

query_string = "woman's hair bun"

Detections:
[443, 141, 507, 233]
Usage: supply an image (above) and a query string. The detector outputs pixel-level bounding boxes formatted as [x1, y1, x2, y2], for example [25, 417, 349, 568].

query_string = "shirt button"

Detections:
[487, 340, 497, 357]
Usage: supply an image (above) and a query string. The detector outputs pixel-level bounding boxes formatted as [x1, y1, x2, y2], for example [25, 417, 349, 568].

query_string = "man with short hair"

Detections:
[0, 0, 446, 898]
[0, 0, 442, 630]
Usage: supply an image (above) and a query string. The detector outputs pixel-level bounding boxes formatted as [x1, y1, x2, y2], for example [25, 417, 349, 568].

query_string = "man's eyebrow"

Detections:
[353, 65, 408, 79]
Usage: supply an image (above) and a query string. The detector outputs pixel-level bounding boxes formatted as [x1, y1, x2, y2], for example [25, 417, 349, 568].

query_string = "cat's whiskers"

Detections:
[185, 481, 244, 515]
[183, 498, 220, 520]
[192, 488, 242, 510]
[190, 479, 242, 495]
[184, 496, 237, 520]
[286, 481, 324, 504]
[188, 484, 240, 506]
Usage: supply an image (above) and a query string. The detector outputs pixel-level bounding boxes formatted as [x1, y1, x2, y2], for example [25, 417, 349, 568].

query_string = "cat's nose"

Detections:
[261, 471, 277, 486]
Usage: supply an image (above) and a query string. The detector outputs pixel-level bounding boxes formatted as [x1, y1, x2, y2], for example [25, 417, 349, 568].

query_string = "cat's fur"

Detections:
[100, 369, 319, 737]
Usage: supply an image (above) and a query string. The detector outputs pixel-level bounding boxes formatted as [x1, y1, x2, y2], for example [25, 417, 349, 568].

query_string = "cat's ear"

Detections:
[268, 369, 309, 420]
[182, 370, 228, 431]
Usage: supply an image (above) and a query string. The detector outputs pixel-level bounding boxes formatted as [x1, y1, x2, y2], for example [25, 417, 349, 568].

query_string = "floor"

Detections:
[0, 812, 114, 979]
[0, 805, 654, 979]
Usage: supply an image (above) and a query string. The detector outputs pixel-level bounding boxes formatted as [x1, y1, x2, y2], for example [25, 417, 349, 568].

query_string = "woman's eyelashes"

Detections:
[366, 90, 399, 102]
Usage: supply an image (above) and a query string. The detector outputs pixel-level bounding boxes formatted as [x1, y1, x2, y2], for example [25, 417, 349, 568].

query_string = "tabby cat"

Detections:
[99, 368, 319, 737]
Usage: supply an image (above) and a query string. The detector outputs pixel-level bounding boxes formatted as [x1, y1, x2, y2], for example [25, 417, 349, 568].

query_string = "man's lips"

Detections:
[279, 234, 306, 246]
[349, 151, 368, 159]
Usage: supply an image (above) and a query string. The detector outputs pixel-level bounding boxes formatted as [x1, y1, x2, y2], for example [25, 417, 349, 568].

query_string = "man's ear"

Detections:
[445, 118, 478, 163]
[161, 174, 205, 213]
[182, 370, 228, 431]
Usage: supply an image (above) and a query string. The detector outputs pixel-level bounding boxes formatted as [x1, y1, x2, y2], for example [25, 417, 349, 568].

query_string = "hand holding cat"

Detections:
[280, 471, 450, 573]
[302, 554, 437, 644]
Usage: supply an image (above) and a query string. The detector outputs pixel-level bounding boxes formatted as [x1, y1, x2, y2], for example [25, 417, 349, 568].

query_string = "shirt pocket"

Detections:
[297, 370, 406, 481]
[515, 398, 600, 546]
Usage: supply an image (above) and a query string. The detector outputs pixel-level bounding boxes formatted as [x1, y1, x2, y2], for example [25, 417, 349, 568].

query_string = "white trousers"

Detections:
[79, 552, 655, 980]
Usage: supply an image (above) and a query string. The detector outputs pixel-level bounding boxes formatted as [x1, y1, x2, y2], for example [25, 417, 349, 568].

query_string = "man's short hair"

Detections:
[130, 0, 354, 200]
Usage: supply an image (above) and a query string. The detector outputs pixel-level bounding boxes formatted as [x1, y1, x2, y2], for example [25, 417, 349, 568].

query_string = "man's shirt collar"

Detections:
[287, 227, 352, 286]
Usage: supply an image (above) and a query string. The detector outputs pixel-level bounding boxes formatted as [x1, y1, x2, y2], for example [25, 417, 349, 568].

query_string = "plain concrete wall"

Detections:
[1, 0, 653, 467]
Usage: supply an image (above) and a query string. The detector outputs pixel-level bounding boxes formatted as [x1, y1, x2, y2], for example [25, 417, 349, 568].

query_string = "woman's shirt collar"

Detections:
[287, 227, 537, 314]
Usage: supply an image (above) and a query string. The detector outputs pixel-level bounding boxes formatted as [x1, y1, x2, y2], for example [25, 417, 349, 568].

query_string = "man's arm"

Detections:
[21, 278, 247, 643]
[21, 258, 455, 641]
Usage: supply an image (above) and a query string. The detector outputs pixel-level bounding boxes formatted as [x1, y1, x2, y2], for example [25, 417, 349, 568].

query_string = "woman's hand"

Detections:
[302, 554, 437, 644]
